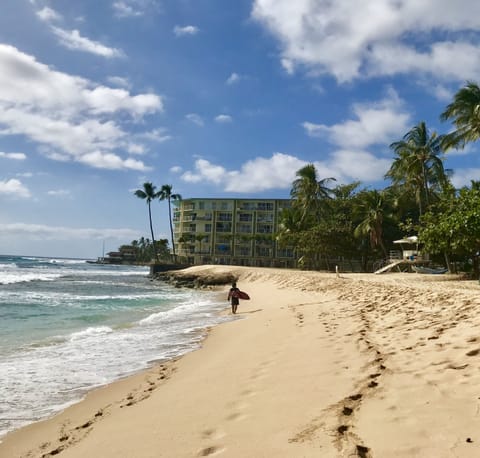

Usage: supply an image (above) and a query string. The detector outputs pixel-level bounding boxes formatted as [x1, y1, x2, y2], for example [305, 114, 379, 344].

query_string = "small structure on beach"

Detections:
[374, 236, 430, 274]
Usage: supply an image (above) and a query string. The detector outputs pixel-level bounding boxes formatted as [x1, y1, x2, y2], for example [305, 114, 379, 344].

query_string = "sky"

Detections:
[1, 0, 480, 258]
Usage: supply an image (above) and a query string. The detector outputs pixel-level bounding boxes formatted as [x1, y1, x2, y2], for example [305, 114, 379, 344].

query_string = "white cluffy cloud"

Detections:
[107, 76, 131, 89]
[178, 149, 386, 193]
[226, 72, 241, 85]
[113, 0, 159, 18]
[303, 89, 410, 149]
[33, 5, 124, 58]
[301, 89, 409, 181]
[215, 114, 233, 123]
[0, 152, 26, 160]
[0, 179, 31, 198]
[0, 44, 163, 171]
[36, 6, 62, 22]
[252, 0, 480, 83]
[51, 27, 124, 58]
[186, 113, 204, 126]
[178, 91, 411, 192]
[174, 25, 199, 37]
[178, 153, 308, 192]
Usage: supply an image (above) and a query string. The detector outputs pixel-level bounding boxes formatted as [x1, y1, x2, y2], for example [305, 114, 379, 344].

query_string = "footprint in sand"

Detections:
[466, 349, 480, 357]
[198, 445, 224, 456]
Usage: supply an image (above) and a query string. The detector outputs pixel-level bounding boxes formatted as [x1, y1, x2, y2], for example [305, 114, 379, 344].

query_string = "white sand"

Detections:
[1, 266, 480, 457]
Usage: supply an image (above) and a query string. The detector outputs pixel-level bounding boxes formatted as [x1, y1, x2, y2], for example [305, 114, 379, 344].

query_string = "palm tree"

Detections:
[441, 81, 480, 150]
[134, 182, 159, 262]
[354, 190, 389, 258]
[158, 184, 182, 262]
[290, 164, 335, 223]
[386, 121, 449, 217]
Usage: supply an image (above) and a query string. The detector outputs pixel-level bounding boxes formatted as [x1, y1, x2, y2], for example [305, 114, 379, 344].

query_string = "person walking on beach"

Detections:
[228, 282, 240, 314]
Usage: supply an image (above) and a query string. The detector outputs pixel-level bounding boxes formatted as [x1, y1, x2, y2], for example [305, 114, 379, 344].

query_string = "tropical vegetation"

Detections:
[129, 81, 480, 274]
[134, 182, 182, 263]
[277, 81, 480, 274]
[158, 184, 182, 262]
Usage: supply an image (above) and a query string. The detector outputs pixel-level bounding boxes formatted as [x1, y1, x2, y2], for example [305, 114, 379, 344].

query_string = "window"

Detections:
[256, 247, 272, 257]
[277, 248, 294, 258]
[215, 244, 231, 255]
[237, 224, 252, 233]
[216, 222, 232, 232]
[205, 224, 212, 232]
[238, 213, 253, 222]
[256, 224, 273, 233]
[257, 202, 274, 211]
[257, 213, 273, 223]
[217, 212, 232, 221]
[238, 247, 251, 256]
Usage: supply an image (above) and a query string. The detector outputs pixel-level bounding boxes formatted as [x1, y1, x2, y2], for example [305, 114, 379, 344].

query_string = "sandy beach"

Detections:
[2, 265, 480, 457]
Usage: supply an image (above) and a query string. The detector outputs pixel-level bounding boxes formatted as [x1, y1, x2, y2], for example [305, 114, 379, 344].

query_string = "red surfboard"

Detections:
[237, 291, 250, 300]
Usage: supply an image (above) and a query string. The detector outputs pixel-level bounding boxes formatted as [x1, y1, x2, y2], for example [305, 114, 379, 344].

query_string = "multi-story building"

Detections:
[173, 198, 296, 268]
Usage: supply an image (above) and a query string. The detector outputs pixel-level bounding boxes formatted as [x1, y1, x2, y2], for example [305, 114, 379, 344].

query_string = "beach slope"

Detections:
[2, 266, 480, 457]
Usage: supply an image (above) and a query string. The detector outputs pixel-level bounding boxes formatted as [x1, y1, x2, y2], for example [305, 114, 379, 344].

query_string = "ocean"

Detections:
[0, 255, 231, 438]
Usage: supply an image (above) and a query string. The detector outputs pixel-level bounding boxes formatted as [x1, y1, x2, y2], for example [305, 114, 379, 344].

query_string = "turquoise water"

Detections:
[0, 255, 229, 438]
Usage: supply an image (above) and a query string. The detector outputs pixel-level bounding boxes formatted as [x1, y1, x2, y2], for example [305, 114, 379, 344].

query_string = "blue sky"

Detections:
[1, 0, 480, 258]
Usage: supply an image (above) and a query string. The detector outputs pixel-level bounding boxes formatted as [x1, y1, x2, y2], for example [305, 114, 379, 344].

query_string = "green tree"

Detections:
[354, 189, 390, 258]
[418, 184, 479, 274]
[290, 164, 335, 223]
[441, 81, 480, 150]
[158, 184, 182, 262]
[134, 182, 159, 262]
[386, 121, 449, 217]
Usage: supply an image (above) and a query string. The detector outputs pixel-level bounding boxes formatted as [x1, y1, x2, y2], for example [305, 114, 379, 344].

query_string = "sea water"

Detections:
[0, 255, 230, 438]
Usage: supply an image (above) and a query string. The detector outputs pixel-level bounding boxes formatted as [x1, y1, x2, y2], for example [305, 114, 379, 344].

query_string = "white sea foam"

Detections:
[0, 259, 230, 439]
[69, 326, 114, 341]
[0, 271, 62, 285]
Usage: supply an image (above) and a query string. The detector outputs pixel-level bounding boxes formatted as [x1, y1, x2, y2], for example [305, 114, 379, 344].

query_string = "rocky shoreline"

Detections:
[154, 269, 238, 289]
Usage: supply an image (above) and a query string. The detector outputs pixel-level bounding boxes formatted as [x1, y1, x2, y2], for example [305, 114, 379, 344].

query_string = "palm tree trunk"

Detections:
[443, 252, 452, 273]
[168, 198, 176, 263]
[148, 203, 158, 261]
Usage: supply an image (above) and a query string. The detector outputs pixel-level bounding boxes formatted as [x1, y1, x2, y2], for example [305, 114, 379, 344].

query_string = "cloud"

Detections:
[170, 165, 183, 173]
[186, 113, 204, 126]
[47, 189, 71, 197]
[450, 168, 480, 188]
[113, 1, 143, 17]
[0, 44, 162, 171]
[112, 0, 159, 18]
[0, 179, 31, 198]
[139, 128, 172, 143]
[0, 223, 140, 240]
[225, 153, 307, 192]
[182, 159, 226, 184]
[303, 89, 411, 149]
[51, 27, 124, 58]
[252, 0, 480, 83]
[330, 149, 392, 182]
[0, 152, 26, 160]
[174, 25, 199, 37]
[215, 114, 233, 123]
[180, 148, 392, 193]
[107, 76, 131, 89]
[181, 153, 308, 192]
[36, 6, 62, 22]
[226, 72, 241, 85]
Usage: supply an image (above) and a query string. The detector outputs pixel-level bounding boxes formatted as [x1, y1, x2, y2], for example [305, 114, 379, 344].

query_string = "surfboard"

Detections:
[237, 291, 250, 300]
